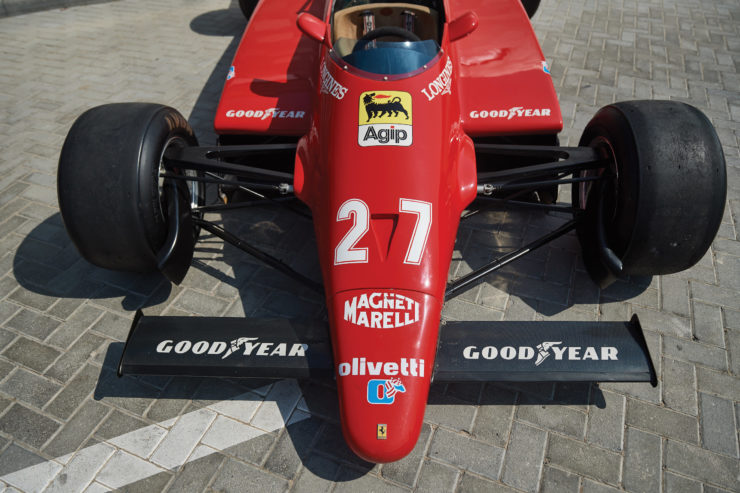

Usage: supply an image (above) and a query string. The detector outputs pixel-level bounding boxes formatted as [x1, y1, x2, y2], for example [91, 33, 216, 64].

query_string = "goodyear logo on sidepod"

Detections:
[358, 91, 412, 147]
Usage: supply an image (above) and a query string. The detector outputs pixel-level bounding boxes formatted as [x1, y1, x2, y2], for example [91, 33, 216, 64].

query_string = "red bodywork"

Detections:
[215, 0, 562, 462]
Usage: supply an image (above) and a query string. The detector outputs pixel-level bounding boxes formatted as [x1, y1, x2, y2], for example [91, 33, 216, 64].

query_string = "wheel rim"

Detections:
[158, 136, 200, 217]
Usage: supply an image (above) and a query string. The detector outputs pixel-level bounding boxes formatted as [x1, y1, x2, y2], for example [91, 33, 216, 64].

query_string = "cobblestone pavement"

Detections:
[0, 0, 739, 491]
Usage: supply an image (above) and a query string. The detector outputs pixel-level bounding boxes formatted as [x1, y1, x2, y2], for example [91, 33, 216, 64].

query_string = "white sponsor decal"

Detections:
[156, 337, 308, 358]
[320, 63, 348, 100]
[343, 292, 420, 329]
[462, 342, 618, 365]
[358, 124, 412, 147]
[420, 57, 453, 101]
[337, 357, 425, 377]
[225, 108, 306, 120]
[469, 107, 552, 120]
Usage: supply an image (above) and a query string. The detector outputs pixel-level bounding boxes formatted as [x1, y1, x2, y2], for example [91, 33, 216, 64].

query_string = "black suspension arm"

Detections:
[164, 144, 296, 181]
[445, 219, 578, 301]
[194, 218, 323, 295]
[475, 144, 608, 183]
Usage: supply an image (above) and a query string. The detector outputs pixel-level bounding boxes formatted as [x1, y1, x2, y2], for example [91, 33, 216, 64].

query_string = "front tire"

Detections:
[573, 101, 726, 287]
[58, 103, 201, 273]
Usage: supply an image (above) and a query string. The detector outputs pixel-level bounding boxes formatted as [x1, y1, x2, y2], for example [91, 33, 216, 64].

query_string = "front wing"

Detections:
[118, 313, 656, 386]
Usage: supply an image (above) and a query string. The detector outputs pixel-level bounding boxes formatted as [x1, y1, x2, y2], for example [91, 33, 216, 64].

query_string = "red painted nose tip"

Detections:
[341, 415, 423, 463]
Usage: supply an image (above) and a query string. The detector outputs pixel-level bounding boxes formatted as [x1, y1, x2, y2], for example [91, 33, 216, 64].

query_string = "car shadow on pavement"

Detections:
[12, 213, 174, 311]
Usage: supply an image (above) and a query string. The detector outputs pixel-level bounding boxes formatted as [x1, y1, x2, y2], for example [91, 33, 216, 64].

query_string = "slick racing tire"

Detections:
[521, 0, 540, 18]
[238, 0, 258, 19]
[58, 103, 203, 273]
[573, 100, 726, 287]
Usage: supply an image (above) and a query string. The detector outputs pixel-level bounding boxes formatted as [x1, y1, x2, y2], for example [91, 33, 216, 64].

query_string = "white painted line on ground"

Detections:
[0, 380, 306, 493]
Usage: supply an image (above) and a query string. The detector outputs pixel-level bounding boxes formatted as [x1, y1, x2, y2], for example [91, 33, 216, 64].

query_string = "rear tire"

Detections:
[573, 101, 726, 287]
[521, 0, 540, 18]
[238, 0, 258, 19]
[58, 103, 202, 273]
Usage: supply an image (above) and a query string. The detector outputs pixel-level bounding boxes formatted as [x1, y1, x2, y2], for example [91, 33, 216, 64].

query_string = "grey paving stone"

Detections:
[664, 471, 701, 493]
[46, 304, 103, 349]
[43, 399, 109, 458]
[428, 428, 504, 480]
[7, 287, 57, 312]
[225, 430, 278, 467]
[699, 392, 739, 457]
[692, 302, 726, 347]
[45, 363, 100, 419]
[455, 472, 516, 493]
[93, 372, 155, 417]
[0, 300, 20, 326]
[172, 289, 230, 317]
[95, 409, 149, 441]
[696, 366, 740, 401]
[89, 310, 132, 341]
[0, 393, 11, 414]
[145, 377, 202, 423]
[0, 367, 61, 409]
[545, 434, 621, 486]
[380, 423, 430, 487]
[540, 466, 580, 493]
[580, 479, 621, 493]
[5, 308, 61, 340]
[45, 331, 106, 382]
[585, 389, 625, 451]
[626, 398, 698, 444]
[290, 454, 341, 493]
[1, 336, 60, 373]
[500, 422, 546, 492]
[664, 440, 739, 491]
[164, 450, 225, 492]
[661, 276, 690, 318]
[117, 470, 173, 493]
[728, 328, 740, 376]
[210, 457, 289, 493]
[636, 306, 692, 339]
[472, 385, 516, 448]
[516, 394, 586, 439]
[0, 443, 45, 477]
[0, 403, 60, 449]
[415, 459, 459, 493]
[424, 389, 477, 433]
[311, 422, 372, 469]
[623, 427, 661, 493]
[264, 416, 323, 480]
[662, 357, 698, 416]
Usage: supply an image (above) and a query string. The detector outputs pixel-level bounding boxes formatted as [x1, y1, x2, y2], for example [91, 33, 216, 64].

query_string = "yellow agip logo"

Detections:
[359, 91, 412, 124]
[358, 91, 413, 147]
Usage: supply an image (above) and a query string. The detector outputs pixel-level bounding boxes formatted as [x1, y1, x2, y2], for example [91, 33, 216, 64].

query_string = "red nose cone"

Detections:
[330, 289, 441, 462]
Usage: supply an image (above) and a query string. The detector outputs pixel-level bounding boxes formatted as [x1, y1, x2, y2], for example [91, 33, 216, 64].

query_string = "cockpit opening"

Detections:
[331, 1, 445, 75]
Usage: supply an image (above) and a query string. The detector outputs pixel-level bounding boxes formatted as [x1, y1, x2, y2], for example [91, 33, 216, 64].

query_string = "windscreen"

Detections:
[332, 1, 443, 75]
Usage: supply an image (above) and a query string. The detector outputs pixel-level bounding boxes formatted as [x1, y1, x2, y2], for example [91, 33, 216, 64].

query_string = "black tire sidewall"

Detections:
[58, 103, 198, 272]
[573, 101, 727, 279]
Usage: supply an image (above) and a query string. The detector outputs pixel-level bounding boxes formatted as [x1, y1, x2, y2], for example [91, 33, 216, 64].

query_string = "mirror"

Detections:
[297, 12, 327, 43]
[449, 11, 478, 42]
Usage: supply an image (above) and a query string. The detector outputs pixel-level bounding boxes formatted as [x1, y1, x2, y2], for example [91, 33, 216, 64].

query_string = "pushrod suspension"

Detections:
[445, 219, 578, 300]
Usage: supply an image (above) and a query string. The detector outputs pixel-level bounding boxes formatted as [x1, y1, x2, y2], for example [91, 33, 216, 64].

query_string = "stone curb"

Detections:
[0, 0, 116, 18]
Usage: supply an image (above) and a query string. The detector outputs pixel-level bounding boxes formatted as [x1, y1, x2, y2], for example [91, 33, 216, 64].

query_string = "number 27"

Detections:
[334, 198, 432, 266]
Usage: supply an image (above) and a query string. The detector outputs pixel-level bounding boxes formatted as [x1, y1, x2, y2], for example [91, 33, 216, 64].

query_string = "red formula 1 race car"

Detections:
[57, 0, 726, 462]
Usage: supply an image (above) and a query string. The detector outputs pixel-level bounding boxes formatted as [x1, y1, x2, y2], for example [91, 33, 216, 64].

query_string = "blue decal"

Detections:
[227, 66, 235, 80]
[367, 378, 406, 405]
[542, 61, 551, 75]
